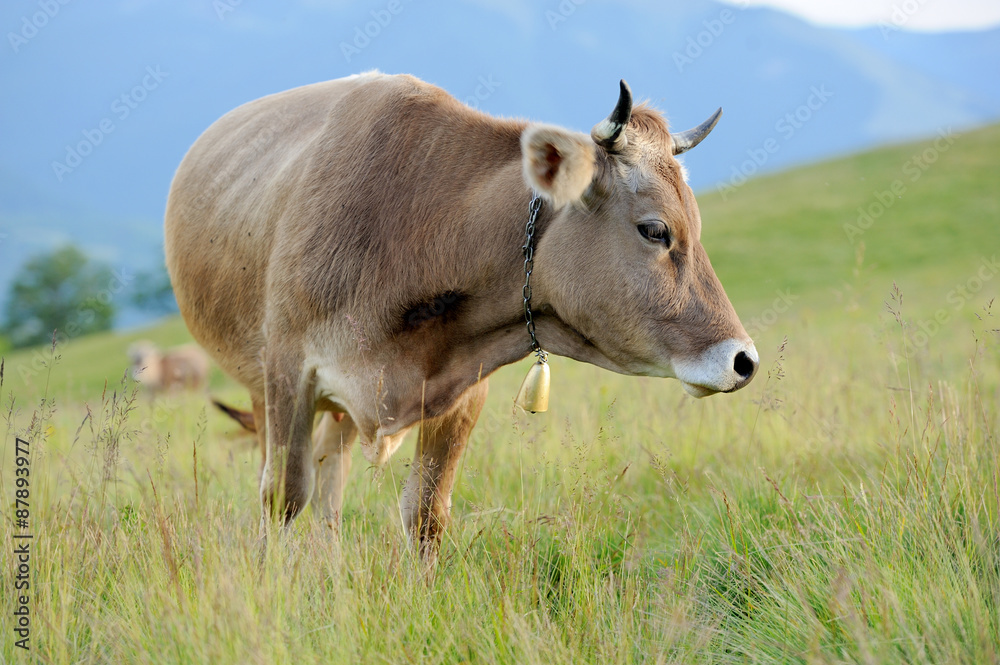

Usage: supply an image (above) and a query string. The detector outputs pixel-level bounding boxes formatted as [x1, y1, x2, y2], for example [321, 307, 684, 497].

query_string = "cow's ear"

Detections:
[521, 124, 596, 209]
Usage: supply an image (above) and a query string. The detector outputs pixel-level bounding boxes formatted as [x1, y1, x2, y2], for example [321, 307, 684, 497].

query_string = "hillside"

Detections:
[702, 123, 1000, 312]
[3, 122, 998, 405]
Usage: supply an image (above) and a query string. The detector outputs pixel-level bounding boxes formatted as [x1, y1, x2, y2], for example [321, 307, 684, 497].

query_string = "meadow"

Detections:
[1, 124, 998, 664]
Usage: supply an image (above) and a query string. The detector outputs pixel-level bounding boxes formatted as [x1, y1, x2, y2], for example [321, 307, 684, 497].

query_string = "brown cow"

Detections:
[128, 341, 209, 394]
[165, 72, 757, 555]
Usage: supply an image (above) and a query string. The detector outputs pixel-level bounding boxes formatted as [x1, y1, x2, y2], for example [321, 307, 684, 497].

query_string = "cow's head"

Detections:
[521, 80, 757, 396]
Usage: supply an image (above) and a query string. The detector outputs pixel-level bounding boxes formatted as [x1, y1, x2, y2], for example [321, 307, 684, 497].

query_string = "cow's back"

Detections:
[167, 72, 525, 395]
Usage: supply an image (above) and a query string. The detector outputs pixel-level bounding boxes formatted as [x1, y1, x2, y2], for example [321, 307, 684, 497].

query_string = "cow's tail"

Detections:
[212, 399, 256, 433]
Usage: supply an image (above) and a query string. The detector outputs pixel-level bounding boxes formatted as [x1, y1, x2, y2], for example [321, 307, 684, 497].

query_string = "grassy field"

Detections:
[2, 124, 999, 663]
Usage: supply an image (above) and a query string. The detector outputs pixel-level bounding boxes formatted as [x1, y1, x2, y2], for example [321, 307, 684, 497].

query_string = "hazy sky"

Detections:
[720, 0, 1000, 31]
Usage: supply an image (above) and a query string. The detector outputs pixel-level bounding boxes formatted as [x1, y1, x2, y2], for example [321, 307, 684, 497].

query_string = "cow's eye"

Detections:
[637, 221, 671, 246]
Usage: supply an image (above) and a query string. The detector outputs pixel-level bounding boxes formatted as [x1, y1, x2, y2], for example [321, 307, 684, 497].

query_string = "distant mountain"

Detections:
[1, 0, 997, 325]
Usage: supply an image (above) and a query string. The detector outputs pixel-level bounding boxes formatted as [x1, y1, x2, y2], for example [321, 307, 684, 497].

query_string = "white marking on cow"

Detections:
[672, 338, 758, 397]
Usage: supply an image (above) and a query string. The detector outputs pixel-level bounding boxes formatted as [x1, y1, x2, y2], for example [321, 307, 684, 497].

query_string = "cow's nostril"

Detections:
[734, 351, 755, 379]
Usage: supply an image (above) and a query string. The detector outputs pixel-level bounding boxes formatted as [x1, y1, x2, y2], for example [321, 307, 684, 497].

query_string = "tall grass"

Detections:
[3, 124, 999, 663]
[1, 284, 997, 663]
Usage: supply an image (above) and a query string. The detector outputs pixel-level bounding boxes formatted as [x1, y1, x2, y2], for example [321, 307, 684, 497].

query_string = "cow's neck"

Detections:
[348, 152, 631, 448]
[357, 170, 554, 439]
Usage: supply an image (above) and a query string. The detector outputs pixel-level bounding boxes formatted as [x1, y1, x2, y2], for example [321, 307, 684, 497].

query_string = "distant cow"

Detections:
[165, 72, 758, 556]
[127, 341, 209, 394]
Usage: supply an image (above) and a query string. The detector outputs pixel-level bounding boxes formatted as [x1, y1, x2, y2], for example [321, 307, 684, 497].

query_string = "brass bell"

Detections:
[515, 355, 550, 413]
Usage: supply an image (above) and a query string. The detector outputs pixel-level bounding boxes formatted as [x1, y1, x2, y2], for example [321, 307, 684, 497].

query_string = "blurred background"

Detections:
[0, 0, 998, 353]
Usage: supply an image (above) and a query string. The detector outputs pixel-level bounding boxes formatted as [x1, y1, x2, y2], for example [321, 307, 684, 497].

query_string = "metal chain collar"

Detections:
[521, 194, 547, 361]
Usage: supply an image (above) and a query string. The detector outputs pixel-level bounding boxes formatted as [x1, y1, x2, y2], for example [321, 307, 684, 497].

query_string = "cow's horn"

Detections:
[591, 79, 632, 153]
[671, 107, 723, 155]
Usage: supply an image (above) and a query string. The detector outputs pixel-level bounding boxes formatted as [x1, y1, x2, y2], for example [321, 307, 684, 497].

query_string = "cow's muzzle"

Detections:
[673, 338, 759, 397]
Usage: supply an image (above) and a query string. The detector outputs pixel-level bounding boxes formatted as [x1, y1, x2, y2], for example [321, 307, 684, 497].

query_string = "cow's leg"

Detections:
[251, 392, 270, 558]
[259, 348, 316, 524]
[312, 412, 358, 532]
[251, 394, 267, 471]
[400, 380, 488, 560]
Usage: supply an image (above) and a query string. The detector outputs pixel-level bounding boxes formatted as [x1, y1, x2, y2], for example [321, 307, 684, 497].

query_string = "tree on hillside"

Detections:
[3, 245, 117, 348]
